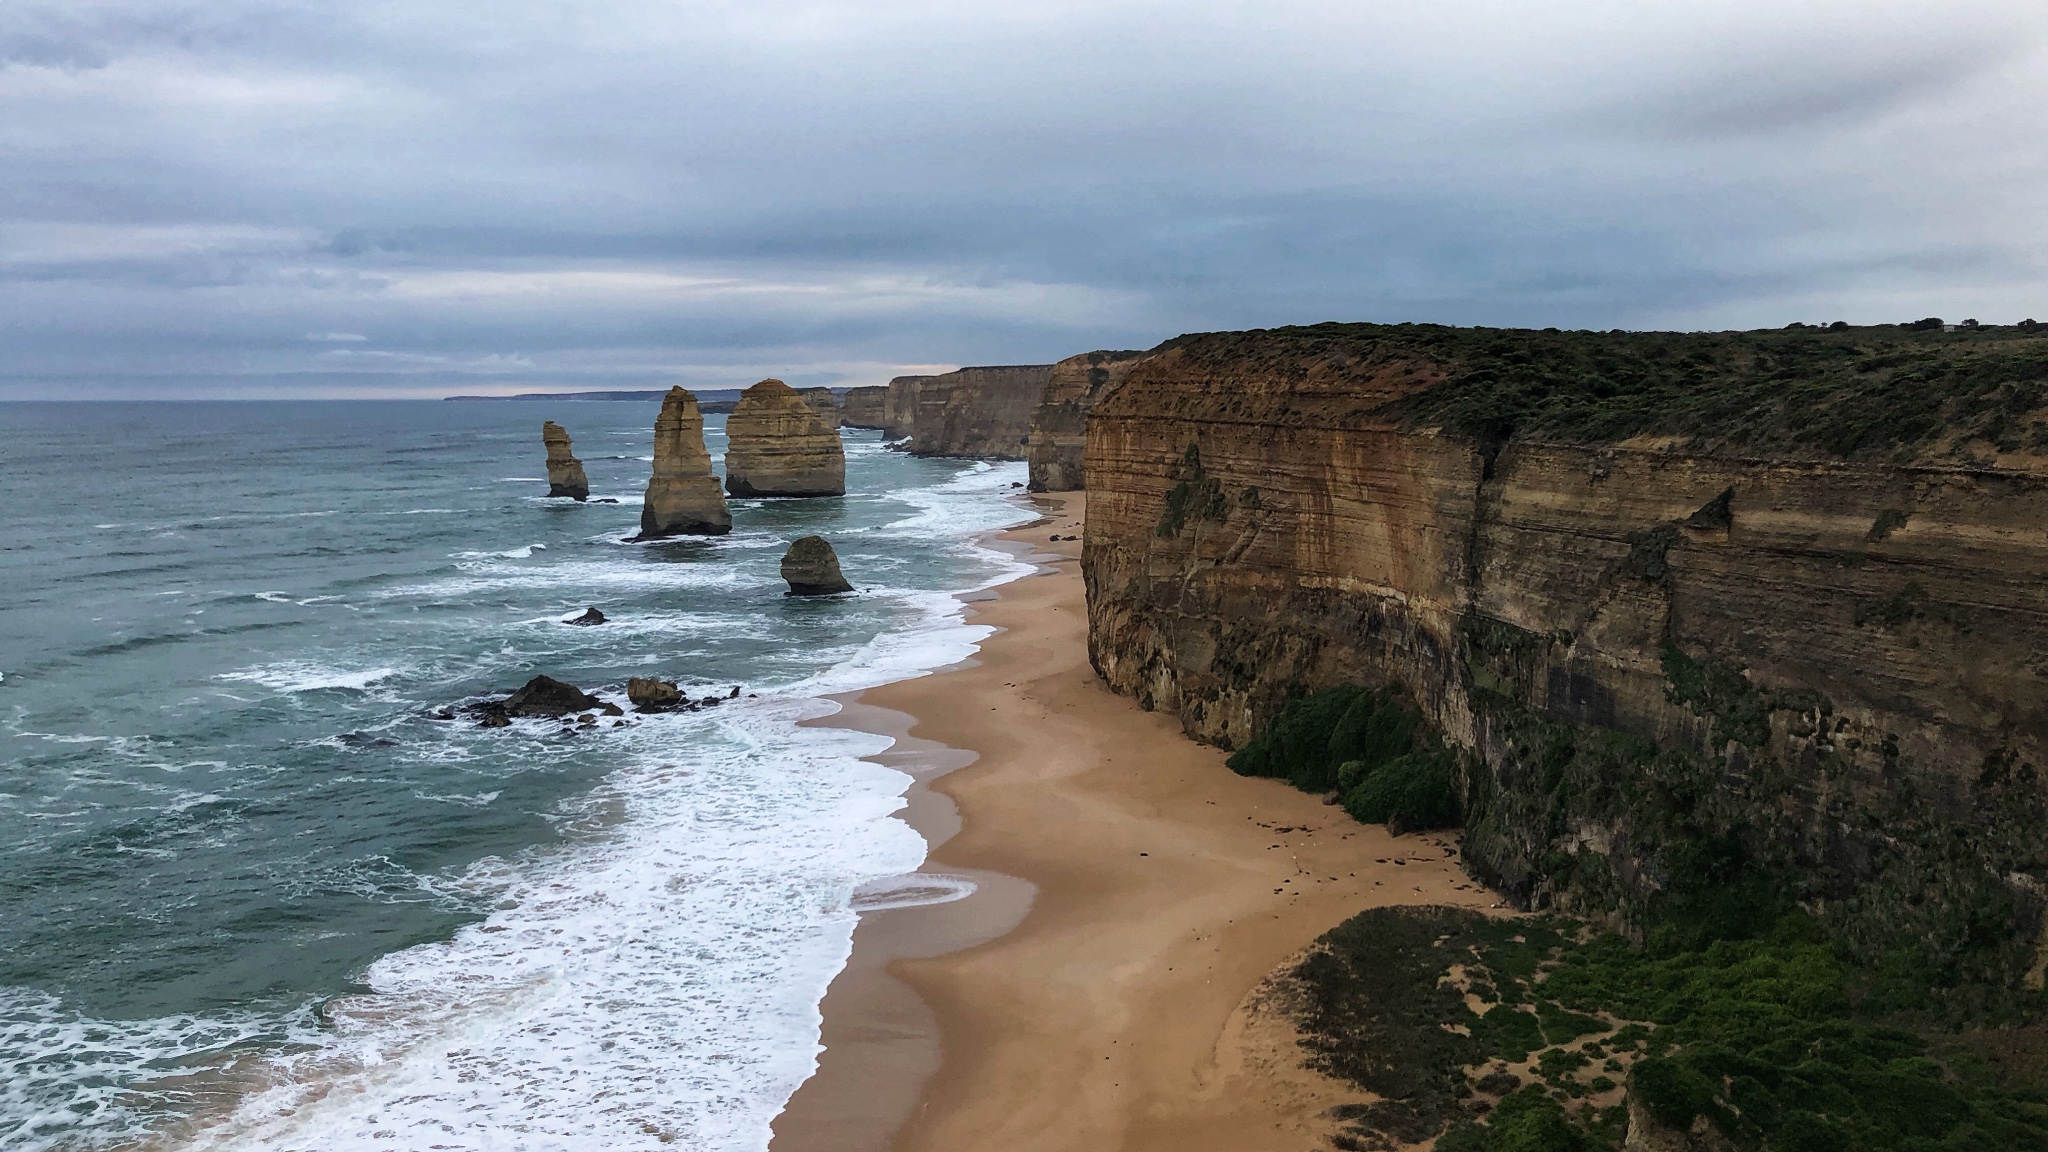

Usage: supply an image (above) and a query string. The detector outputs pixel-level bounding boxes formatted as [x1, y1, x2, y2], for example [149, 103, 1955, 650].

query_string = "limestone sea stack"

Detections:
[636, 387, 732, 539]
[840, 385, 890, 430]
[797, 386, 842, 428]
[542, 421, 590, 500]
[724, 379, 846, 497]
[781, 535, 853, 595]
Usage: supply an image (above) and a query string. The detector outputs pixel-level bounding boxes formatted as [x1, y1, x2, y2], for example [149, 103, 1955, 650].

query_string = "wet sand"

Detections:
[772, 493, 1496, 1152]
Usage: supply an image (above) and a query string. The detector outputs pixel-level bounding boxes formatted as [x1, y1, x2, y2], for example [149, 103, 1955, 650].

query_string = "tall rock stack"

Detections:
[840, 386, 891, 430]
[724, 378, 847, 497]
[906, 364, 1055, 458]
[797, 386, 842, 428]
[635, 387, 732, 538]
[542, 421, 590, 500]
[1026, 350, 1148, 491]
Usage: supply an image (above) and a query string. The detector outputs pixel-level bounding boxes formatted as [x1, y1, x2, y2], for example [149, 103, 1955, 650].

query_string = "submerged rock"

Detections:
[724, 379, 846, 497]
[627, 677, 683, 712]
[781, 535, 854, 596]
[542, 421, 590, 500]
[502, 675, 601, 717]
[636, 387, 733, 539]
[563, 607, 607, 626]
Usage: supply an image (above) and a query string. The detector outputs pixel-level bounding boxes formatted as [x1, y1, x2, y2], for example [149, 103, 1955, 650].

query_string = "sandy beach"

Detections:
[772, 493, 1498, 1152]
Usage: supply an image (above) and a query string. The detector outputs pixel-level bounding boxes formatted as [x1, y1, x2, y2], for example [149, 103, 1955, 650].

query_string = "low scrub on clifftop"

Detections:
[1225, 685, 1459, 834]
[1289, 906, 2048, 1152]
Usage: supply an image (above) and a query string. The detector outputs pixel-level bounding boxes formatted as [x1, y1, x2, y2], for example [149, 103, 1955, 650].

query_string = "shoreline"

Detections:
[772, 493, 1498, 1152]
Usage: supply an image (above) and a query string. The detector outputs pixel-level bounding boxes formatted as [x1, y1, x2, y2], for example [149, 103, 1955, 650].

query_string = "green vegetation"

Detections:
[1159, 321, 2048, 460]
[1155, 443, 1227, 536]
[1225, 685, 1459, 833]
[1294, 906, 2048, 1151]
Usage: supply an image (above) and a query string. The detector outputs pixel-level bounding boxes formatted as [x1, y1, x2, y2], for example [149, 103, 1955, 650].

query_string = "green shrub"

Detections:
[1226, 684, 1428, 799]
[1343, 749, 1460, 832]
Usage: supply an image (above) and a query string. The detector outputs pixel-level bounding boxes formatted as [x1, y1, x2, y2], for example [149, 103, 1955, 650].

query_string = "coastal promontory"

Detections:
[636, 386, 731, 538]
[542, 420, 590, 500]
[724, 378, 846, 497]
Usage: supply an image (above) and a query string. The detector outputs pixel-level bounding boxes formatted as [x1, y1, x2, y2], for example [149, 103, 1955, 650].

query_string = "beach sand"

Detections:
[772, 493, 1498, 1152]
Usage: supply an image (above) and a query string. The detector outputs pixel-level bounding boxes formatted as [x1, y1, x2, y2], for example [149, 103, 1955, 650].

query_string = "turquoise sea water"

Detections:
[0, 401, 1031, 1151]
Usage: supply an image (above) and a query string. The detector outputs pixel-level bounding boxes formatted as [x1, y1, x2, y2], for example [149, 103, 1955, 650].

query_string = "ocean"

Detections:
[0, 400, 1033, 1151]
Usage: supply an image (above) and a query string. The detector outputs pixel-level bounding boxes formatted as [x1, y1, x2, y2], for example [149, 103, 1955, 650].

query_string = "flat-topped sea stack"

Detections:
[542, 421, 590, 500]
[1025, 350, 1147, 491]
[780, 535, 853, 596]
[796, 386, 841, 428]
[840, 385, 890, 430]
[635, 387, 731, 538]
[906, 364, 1054, 458]
[723, 379, 846, 497]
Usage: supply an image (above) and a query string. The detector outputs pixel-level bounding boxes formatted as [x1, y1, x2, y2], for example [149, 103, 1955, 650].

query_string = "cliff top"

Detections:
[1148, 320, 2048, 463]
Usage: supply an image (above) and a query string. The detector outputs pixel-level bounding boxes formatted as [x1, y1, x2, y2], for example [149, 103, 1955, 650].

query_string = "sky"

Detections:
[2, 0, 2044, 399]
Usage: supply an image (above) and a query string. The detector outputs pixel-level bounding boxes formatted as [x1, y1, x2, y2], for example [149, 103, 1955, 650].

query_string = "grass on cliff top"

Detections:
[1294, 906, 2048, 1152]
[1154, 320, 2048, 460]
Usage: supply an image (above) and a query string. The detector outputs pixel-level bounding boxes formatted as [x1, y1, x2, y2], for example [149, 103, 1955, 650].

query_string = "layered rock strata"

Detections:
[781, 535, 853, 595]
[1083, 322, 2048, 984]
[542, 421, 590, 499]
[841, 385, 892, 430]
[906, 364, 1054, 459]
[1026, 350, 1147, 491]
[797, 386, 841, 428]
[636, 387, 732, 538]
[883, 374, 934, 439]
[723, 378, 846, 497]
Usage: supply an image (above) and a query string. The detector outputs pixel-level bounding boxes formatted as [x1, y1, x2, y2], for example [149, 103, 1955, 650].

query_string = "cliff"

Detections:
[1026, 350, 1147, 491]
[1083, 322, 2048, 986]
[636, 386, 731, 538]
[906, 364, 1053, 459]
[884, 374, 934, 439]
[724, 378, 846, 497]
[841, 385, 891, 430]
[542, 420, 589, 500]
[797, 386, 841, 428]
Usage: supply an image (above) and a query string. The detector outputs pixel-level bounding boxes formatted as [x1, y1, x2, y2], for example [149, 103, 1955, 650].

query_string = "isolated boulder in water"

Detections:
[627, 677, 683, 712]
[504, 675, 601, 717]
[725, 379, 847, 497]
[543, 421, 590, 500]
[564, 607, 607, 626]
[636, 387, 733, 539]
[781, 535, 853, 596]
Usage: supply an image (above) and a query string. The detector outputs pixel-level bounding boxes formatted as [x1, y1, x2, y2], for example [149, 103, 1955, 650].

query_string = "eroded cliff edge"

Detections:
[1083, 322, 2048, 986]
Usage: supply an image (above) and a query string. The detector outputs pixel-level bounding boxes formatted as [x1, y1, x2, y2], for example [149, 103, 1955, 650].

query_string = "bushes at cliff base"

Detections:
[1226, 685, 1458, 831]
[1342, 749, 1460, 833]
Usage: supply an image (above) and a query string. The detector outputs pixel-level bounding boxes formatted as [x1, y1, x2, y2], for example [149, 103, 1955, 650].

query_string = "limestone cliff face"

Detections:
[1026, 350, 1147, 491]
[1084, 324, 2048, 983]
[636, 387, 731, 538]
[798, 386, 841, 428]
[724, 378, 846, 497]
[883, 375, 934, 439]
[906, 364, 1054, 459]
[841, 385, 891, 430]
[542, 420, 589, 500]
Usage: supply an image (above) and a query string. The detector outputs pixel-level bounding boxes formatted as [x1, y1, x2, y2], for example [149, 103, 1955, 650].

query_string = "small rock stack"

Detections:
[724, 379, 846, 497]
[781, 535, 853, 596]
[543, 421, 590, 500]
[636, 387, 733, 539]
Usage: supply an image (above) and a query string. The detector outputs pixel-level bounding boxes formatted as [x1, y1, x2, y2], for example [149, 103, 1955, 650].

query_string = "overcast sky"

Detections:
[2, 0, 2044, 398]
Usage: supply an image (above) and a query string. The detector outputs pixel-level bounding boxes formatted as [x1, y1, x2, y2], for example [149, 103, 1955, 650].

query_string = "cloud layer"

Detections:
[2, 0, 2044, 397]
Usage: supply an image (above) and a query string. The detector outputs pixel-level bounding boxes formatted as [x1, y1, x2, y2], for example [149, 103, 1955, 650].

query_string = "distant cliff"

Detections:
[841, 385, 891, 430]
[1026, 350, 1146, 491]
[1083, 322, 2048, 986]
[905, 365, 1053, 459]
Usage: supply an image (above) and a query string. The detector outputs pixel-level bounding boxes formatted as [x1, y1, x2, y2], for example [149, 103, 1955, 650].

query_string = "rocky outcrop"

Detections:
[542, 421, 590, 499]
[636, 387, 732, 538]
[906, 364, 1054, 459]
[797, 386, 841, 428]
[884, 374, 934, 438]
[1083, 322, 2048, 985]
[563, 607, 606, 626]
[724, 379, 846, 497]
[841, 385, 891, 430]
[1026, 350, 1147, 491]
[781, 535, 853, 595]
[627, 677, 682, 712]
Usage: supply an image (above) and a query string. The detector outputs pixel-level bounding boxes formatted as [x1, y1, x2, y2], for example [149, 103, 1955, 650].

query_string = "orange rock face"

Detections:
[1025, 350, 1147, 491]
[542, 420, 589, 500]
[905, 364, 1053, 459]
[724, 378, 846, 497]
[636, 387, 731, 538]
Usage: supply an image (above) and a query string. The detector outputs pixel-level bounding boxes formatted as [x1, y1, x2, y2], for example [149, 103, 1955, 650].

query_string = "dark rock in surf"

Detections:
[781, 535, 853, 596]
[564, 607, 607, 626]
[628, 677, 683, 712]
[503, 675, 601, 718]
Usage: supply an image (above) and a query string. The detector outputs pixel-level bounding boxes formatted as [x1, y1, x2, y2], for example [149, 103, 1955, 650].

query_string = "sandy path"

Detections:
[773, 494, 1496, 1152]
